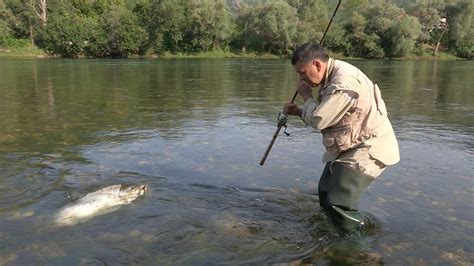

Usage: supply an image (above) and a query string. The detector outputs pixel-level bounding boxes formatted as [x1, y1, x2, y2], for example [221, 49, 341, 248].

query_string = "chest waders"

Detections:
[318, 162, 378, 233]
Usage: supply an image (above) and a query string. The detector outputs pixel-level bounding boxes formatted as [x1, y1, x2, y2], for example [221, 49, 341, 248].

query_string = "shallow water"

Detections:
[0, 58, 473, 265]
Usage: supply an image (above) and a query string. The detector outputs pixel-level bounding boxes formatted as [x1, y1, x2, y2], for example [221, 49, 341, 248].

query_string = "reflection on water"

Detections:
[0, 58, 473, 264]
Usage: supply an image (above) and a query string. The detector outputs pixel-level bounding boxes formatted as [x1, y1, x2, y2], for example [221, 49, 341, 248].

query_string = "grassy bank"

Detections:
[0, 44, 463, 61]
[0, 47, 282, 59]
[397, 51, 461, 61]
[0, 43, 47, 58]
[157, 50, 281, 59]
[329, 51, 462, 61]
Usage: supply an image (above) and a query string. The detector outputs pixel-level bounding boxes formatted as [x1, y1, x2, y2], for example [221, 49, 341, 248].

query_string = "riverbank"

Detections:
[0, 44, 463, 61]
[329, 51, 462, 61]
[0, 44, 47, 58]
[0, 45, 282, 59]
[158, 50, 281, 59]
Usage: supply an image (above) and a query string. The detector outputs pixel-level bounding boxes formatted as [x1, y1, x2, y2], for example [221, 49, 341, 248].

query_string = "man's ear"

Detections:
[313, 60, 322, 72]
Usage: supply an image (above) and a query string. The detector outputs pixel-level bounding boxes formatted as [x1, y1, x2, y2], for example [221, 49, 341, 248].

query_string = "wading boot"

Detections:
[327, 205, 381, 235]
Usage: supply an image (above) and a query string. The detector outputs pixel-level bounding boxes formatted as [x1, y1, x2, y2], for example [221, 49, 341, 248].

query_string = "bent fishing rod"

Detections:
[259, 0, 342, 166]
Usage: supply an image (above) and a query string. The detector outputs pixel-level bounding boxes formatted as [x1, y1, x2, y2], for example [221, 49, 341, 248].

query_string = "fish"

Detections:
[54, 184, 147, 226]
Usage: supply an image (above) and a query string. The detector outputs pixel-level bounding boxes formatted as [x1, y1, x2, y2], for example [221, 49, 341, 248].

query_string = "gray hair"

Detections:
[291, 42, 329, 65]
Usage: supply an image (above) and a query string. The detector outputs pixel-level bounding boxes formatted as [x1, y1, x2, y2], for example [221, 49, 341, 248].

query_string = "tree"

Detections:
[433, 17, 448, 56]
[287, 0, 328, 45]
[406, 2, 442, 44]
[133, 0, 186, 54]
[0, 1, 14, 39]
[38, 2, 104, 57]
[344, 2, 422, 58]
[28, 0, 46, 26]
[364, 3, 404, 37]
[153, 0, 186, 53]
[2, 0, 37, 44]
[445, 1, 473, 59]
[182, 0, 231, 52]
[102, 4, 148, 57]
[344, 11, 384, 58]
[2, 0, 469, 58]
[383, 15, 422, 57]
[40, 13, 92, 57]
[236, 1, 298, 54]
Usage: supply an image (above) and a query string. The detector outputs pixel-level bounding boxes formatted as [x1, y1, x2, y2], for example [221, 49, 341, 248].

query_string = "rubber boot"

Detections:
[318, 162, 377, 233]
[327, 205, 364, 232]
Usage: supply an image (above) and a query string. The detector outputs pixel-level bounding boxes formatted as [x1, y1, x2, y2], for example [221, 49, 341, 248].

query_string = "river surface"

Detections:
[0, 58, 473, 265]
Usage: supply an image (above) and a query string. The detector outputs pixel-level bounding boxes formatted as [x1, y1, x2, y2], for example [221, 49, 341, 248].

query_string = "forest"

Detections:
[0, 0, 472, 59]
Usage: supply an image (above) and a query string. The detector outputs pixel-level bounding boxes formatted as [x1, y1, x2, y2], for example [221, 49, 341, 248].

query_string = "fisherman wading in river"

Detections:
[283, 42, 400, 233]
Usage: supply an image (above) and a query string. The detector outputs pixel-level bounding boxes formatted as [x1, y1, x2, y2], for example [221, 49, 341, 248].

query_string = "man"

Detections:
[283, 42, 400, 233]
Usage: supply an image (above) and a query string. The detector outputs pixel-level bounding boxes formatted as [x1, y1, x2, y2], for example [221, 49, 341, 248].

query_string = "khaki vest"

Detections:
[318, 60, 390, 155]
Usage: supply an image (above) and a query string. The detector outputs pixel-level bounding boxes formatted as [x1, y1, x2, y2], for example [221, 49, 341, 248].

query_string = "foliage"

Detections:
[38, 2, 148, 57]
[444, 1, 473, 59]
[1, 0, 36, 40]
[344, 11, 384, 58]
[102, 5, 148, 57]
[406, 2, 442, 43]
[287, 0, 328, 44]
[40, 13, 91, 57]
[182, 0, 232, 52]
[0, 1, 13, 38]
[0, 0, 471, 58]
[236, 1, 298, 54]
[383, 15, 422, 57]
[0, 35, 29, 48]
[134, 0, 186, 54]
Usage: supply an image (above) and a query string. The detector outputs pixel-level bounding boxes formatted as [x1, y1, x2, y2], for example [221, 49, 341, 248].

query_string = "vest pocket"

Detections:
[323, 126, 351, 152]
[335, 131, 351, 151]
[323, 136, 335, 148]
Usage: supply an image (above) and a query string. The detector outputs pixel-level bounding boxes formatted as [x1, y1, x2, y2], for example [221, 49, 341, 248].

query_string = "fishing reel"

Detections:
[277, 112, 290, 136]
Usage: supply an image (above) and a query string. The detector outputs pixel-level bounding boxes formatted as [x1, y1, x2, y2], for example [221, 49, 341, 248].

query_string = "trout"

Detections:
[54, 184, 147, 226]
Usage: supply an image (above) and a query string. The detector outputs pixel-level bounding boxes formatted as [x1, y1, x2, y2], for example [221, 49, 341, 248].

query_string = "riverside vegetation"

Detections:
[0, 0, 472, 59]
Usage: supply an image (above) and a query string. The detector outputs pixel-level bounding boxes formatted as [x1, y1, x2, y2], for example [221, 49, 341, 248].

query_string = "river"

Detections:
[0, 58, 472, 264]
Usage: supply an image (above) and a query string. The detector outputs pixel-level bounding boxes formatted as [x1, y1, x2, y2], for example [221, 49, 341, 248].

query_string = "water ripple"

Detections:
[0, 153, 65, 212]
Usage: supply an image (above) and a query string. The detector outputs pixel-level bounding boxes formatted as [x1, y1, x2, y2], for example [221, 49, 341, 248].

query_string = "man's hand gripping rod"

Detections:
[259, 0, 342, 166]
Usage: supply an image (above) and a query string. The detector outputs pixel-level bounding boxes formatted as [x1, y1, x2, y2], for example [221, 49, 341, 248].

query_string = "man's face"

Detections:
[294, 60, 325, 86]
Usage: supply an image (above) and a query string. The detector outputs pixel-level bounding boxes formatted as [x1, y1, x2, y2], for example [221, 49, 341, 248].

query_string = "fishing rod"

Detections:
[259, 0, 342, 166]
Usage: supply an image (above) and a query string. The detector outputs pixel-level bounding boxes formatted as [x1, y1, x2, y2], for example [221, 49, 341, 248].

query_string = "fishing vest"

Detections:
[318, 60, 389, 154]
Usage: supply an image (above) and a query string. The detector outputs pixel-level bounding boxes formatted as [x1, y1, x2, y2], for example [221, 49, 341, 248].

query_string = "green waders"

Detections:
[318, 162, 375, 233]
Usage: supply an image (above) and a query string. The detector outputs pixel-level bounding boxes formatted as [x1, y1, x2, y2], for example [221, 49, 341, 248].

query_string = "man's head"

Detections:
[291, 42, 329, 86]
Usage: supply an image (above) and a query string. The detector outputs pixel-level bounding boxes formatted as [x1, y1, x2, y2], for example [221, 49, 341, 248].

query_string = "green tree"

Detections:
[2, 0, 470, 58]
[182, 0, 231, 52]
[0, 1, 14, 39]
[383, 15, 422, 57]
[133, 0, 186, 54]
[159, 0, 186, 53]
[344, 11, 384, 58]
[40, 13, 91, 57]
[236, 1, 298, 54]
[287, 0, 328, 44]
[406, 2, 442, 44]
[102, 5, 148, 57]
[82, 15, 108, 57]
[344, 2, 423, 58]
[445, 1, 473, 59]
[364, 2, 404, 37]
[322, 22, 347, 54]
[2, 0, 37, 44]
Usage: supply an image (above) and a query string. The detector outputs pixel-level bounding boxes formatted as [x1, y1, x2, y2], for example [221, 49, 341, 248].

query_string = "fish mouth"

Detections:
[139, 184, 148, 195]
[120, 184, 148, 197]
